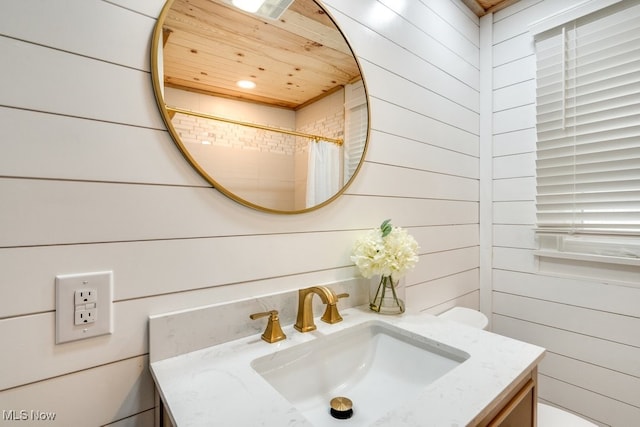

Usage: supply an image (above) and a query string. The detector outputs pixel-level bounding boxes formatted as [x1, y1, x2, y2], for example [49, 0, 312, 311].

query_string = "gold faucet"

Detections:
[250, 310, 286, 343]
[294, 286, 349, 333]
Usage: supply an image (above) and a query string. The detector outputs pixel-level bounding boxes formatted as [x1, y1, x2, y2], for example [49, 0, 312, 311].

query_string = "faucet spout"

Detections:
[294, 286, 342, 333]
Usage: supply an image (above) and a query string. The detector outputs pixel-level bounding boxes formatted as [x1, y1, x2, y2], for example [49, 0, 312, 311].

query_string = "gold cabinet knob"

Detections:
[249, 310, 286, 343]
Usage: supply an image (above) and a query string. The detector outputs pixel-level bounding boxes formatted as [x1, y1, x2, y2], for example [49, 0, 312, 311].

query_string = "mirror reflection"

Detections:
[152, 0, 369, 213]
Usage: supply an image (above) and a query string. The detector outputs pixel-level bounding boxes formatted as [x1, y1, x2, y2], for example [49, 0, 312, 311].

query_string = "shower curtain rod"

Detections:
[166, 106, 343, 146]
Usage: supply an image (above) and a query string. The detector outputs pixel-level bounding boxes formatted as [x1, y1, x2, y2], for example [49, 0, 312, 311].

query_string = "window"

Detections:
[343, 80, 368, 185]
[533, 0, 640, 262]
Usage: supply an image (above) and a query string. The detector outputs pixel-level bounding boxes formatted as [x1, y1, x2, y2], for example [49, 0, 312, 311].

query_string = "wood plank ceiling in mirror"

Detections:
[161, 0, 362, 109]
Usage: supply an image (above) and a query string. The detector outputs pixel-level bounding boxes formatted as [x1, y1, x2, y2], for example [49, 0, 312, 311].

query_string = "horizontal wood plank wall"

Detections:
[489, 1, 640, 425]
[0, 0, 479, 425]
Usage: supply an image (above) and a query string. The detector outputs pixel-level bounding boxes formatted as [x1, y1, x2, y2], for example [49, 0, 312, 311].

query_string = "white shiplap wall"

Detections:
[487, 1, 640, 426]
[0, 0, 479, 425]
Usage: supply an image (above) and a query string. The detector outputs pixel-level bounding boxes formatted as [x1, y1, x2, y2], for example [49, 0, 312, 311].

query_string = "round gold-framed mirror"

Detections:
[151, 0, 370, 214]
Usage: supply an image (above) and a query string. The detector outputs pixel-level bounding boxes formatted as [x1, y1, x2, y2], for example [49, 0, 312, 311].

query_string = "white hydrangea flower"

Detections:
[351, 220, 419, 280]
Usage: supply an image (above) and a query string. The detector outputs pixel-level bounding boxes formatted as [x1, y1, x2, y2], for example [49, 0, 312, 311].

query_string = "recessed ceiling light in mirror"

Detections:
[232, 0, 265, 13]
[228, 0, 293, 19]
[237, 80, 256, 89]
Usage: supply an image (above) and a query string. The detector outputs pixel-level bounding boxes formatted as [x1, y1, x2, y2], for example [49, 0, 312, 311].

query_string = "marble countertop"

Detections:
[150, 306, 545, 426]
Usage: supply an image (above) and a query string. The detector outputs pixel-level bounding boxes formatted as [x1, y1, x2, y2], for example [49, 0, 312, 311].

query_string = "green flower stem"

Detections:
[389, 277, 400, 301]
[370, 276, 384, 312]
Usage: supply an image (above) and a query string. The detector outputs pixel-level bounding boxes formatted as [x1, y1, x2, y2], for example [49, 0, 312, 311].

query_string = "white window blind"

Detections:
[534, 0, 640, 239]
[343, 80, 368, 185]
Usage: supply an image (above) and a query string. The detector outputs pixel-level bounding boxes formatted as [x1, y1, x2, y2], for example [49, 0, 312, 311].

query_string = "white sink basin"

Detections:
[251, 320, 470, 426]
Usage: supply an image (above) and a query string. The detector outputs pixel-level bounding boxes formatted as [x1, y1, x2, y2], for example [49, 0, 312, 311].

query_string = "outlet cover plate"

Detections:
[55, 271, 113, 344]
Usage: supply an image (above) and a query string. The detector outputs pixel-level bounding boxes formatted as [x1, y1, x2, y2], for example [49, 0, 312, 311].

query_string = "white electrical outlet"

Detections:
[73, 289, 97, 325]
[55, 271, 113, 344]
[74, 307, 96, 325]
[75, 289, 97, 305]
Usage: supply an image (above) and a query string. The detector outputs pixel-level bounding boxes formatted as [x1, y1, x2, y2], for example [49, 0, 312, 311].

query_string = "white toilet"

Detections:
[437, 307, 597, 427]
[437, 306, 489, 329]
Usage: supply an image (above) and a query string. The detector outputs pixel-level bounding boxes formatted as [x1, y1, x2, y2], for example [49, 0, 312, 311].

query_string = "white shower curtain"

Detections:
[306, 140, 340, 208]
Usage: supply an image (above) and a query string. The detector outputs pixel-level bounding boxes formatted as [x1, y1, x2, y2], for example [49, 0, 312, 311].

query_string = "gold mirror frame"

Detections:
[151, 0, 370, 214]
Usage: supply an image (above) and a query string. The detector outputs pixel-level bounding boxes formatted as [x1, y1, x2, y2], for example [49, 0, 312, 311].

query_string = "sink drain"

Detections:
[330, 396, 353, 420]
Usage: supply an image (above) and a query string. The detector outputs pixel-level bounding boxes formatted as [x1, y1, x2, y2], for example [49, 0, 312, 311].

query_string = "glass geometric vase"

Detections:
[369, 275, 405, 315]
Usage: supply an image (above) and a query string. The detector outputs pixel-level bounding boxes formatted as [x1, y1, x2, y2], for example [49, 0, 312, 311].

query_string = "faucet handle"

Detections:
[250, 310, 286, 343]
[321, 292, 349, 324]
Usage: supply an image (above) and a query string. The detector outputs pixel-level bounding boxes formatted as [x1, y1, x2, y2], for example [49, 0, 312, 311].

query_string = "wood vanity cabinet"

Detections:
[470, 367, 538, 427]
